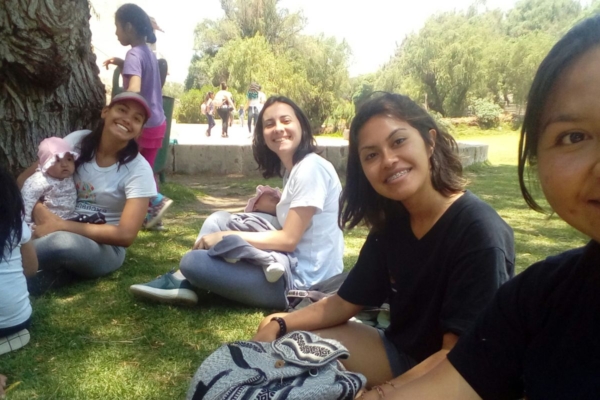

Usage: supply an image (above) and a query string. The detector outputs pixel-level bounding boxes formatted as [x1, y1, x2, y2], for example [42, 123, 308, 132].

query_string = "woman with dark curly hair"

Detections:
[130, 96, 344, 309]
[254, 92, 515, 390]
[364, 15, 600, 400]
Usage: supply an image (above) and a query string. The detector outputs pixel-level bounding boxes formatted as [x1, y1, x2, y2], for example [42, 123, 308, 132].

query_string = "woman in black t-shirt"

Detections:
[370, 15, 600, 400]
[253, 92, 514, 390]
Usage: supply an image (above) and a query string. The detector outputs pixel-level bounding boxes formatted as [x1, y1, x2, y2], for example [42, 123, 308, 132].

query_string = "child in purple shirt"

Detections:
[103, 4, 172, 230]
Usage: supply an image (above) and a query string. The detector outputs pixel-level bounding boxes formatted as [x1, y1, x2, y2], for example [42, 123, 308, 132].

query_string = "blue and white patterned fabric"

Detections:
[187, 331, 366, 400]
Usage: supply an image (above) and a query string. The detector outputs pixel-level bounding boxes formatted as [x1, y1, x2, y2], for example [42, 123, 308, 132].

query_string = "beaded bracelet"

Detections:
[271, 317, 287, 338]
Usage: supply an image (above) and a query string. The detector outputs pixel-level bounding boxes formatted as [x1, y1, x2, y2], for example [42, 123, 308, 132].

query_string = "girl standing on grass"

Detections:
[17, 92, 156, 288]
[0, 165, 38, 355]
[103, 3, 171, 229]
[253, 92, 515, 389]
[358, 14, 600, 400]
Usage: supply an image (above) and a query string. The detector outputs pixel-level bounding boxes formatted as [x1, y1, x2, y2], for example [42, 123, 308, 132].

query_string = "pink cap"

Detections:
[109, 91, 152, 120]
[38, 137, 79, 173]
[244, 185, 282, 212]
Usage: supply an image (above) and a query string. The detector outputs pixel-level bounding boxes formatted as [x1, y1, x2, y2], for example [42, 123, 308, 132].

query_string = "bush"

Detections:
[429, 111, 454, 133]
[471, 99, 503, 129]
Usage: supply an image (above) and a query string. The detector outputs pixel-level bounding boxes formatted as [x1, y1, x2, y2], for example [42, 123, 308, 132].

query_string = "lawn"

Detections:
[1, 129, 588, 399]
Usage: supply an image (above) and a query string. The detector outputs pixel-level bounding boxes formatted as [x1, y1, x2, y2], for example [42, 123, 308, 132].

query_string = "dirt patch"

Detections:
[167, 174, 255, 217]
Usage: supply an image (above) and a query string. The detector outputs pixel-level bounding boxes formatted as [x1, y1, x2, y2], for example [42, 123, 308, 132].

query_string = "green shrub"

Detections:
[471, 99, 503, 129]
[429, 110, 454, 133]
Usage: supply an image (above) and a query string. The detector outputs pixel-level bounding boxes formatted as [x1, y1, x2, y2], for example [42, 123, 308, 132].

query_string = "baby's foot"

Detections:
[263, 262, 285, 282]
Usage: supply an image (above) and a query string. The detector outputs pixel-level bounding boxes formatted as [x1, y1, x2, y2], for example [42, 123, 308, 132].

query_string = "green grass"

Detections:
[1, 131, 588, 399]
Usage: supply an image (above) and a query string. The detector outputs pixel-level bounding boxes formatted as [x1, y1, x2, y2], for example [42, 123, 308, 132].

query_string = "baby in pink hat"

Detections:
[21, 137, 79, 225]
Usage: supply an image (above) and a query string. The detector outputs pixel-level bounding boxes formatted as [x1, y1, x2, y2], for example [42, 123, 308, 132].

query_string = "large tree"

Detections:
[0, 0, 105, 175]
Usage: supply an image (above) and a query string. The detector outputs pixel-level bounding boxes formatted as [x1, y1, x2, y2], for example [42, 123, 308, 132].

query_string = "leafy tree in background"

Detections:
[185, 0, 350, 130]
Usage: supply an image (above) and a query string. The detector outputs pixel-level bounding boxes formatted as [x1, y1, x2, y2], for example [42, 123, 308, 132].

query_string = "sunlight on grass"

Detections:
[2, 132, 588, 399]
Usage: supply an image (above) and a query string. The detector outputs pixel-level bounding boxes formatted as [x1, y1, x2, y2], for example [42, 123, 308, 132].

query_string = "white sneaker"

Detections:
[0, 329, 31, 355]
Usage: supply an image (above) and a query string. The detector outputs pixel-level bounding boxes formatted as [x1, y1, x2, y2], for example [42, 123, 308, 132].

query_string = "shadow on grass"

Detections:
[2, 167, 587, 398]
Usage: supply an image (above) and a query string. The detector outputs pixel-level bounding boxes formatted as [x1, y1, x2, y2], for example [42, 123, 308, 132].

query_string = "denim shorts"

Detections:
[377, 329, 418, 377]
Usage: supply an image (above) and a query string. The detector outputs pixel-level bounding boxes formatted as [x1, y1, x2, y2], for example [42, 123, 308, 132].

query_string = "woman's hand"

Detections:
[0, 374, 6, 397]
[103, 57, 124, 70]
[192, 231, 228, 250]
[31, 203, 64, 238]
[252, 319, 281, 342]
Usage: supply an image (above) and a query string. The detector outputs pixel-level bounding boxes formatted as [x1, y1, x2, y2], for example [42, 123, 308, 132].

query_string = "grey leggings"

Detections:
[180, 211, 287, 309]
[33, 231, 126, 278]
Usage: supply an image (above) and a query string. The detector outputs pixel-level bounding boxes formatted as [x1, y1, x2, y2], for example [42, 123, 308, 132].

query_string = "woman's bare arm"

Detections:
[195, 206, 316, 252]
[33, 197, 149, 247]
[253, 294, 363, 342]
[20, 241, 38, 277]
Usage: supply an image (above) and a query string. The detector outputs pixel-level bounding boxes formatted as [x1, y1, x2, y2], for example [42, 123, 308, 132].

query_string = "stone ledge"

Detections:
[164, 142, 488, 176]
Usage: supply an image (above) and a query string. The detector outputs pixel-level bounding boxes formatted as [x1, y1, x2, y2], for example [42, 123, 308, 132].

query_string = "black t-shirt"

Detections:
[448, 240, 600, 400]
[338, 191, 515, 363]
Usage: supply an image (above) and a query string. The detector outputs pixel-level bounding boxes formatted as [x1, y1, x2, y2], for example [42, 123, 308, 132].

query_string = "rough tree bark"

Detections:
[0, 0, 105, 175]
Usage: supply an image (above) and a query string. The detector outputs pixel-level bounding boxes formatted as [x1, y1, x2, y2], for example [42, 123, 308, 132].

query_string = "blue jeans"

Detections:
[247, 106, 259, 132]
[33, 232, 126, 278]
[179, 211, 287, 309]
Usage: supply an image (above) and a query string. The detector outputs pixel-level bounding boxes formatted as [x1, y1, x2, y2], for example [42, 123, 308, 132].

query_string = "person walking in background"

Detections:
[204, 91, 215, 137]
[103, 3, 172, 230]
[257, 84, 267, 113]
[246, 83, 261, 135]
[214, 82, 235, 138]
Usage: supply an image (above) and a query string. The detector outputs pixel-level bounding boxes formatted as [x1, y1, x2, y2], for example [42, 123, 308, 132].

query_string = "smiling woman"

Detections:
[253, 92, 515, 391]
[130, 96, 344, 310]
[18, 92, 156, 286]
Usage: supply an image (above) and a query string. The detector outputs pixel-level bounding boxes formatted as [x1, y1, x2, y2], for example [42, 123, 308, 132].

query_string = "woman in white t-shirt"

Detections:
[0, 165, 38, 355]
[130, 96, 344, 309]
[18, 92, 156, 282]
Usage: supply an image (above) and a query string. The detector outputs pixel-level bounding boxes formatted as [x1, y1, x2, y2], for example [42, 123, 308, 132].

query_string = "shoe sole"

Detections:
[145, 199, 174, 229]
[0, 329, 31, 355]
[129, 285, 198, 306]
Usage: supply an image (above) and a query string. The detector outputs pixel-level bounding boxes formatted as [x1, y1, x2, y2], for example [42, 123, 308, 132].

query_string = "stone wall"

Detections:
[164, 142, 487, 176]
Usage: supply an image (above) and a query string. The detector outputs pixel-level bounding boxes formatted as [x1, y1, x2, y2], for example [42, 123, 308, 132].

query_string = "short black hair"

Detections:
[519, 14, 600, 211]
[339, 92, 465, 231]
[253, 96, 318, 178]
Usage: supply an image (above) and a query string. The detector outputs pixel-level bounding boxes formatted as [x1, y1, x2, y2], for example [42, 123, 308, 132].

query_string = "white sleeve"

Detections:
[288, 157, 333, 213]
[21, 173, 49, 224]
[20, 221, 32, 244]
[124, 157, 158, 199]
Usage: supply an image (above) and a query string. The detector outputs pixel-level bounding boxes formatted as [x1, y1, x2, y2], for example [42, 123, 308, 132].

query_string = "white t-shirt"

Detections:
[0, 222, 32, 329]
[276, 153, 344, 288]
[64, 130, 157, 225]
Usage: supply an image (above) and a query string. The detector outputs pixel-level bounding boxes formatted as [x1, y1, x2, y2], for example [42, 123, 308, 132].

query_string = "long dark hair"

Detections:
[519, 15, 600, 212]
[253, 96, 318, 179]
[115, 3, 156, 44]
[340, 92, 465, 231]
[0, 165, 24, 263]
[76, 120, 139, 170]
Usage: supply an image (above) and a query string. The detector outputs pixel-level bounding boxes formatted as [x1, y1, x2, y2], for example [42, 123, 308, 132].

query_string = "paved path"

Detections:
[170, 121, 348, 147]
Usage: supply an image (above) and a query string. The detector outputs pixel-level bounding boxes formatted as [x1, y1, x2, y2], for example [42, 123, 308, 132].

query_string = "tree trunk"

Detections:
[0, 0, 105, 176]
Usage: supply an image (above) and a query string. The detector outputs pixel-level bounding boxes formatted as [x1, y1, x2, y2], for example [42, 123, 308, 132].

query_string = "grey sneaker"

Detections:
[0, 329, 30, 355]
[130, 271, 198, 305]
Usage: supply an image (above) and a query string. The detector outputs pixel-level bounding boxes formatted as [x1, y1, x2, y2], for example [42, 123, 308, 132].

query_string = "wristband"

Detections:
[271, 317, 287, 338]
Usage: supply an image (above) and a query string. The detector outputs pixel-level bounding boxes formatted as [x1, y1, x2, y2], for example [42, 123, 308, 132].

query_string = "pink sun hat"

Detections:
[38, 137, 79, 173]
[244, 185, 282, 212]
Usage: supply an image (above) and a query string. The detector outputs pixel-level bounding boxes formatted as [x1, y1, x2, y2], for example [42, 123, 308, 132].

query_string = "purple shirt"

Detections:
[122, 45, 165, 128]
